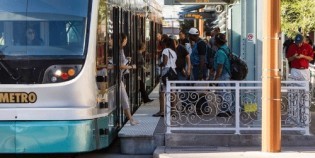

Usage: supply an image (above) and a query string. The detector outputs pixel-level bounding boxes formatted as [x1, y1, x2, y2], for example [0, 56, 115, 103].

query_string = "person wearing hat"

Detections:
[286, 34, 313, 81]
[188, 27, 208, 80]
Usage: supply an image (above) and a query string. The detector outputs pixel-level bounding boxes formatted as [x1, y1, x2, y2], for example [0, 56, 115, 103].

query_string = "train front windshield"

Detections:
[0, 0, 89, 57]
[0, 0, 90, 84]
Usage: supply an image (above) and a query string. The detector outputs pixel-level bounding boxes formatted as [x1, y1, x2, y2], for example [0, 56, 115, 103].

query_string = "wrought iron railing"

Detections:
[164, 80, 311, 135]
[310, 65, 315, 107]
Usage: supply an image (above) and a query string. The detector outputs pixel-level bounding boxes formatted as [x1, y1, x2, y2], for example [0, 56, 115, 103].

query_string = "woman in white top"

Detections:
[119, 33, 139, 125]
[153, 37, 177, 117]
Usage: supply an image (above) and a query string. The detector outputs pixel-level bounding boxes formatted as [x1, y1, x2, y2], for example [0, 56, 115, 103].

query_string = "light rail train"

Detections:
[0, 0, 161, 153]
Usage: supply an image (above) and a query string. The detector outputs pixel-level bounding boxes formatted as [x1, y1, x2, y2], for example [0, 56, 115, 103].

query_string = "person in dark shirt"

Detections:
[137, 42, 153, 103]
[169, 35, 191, 81]
[188, 27, 208, 80]
[178, 30, 190, 46]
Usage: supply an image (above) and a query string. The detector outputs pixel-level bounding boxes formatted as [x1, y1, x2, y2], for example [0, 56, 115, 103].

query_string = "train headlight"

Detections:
[43, 65, 82, 83]
[54, 70, 62, 76]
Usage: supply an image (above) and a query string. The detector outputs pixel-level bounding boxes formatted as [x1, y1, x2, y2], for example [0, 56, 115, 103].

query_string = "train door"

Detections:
[94, 3, 122, 139]
[130, 13, 139, 112]
[135, 15, 141, 106]
[111, 6, 123, 128]
[122, 10, 131, 112]
[145, 20, 154, 91]
[151, 22, 157, 86]
[139, 17, 147, 94]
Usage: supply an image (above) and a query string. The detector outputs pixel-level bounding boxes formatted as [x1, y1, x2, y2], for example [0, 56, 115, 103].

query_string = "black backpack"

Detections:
[220, 48, 248, 80]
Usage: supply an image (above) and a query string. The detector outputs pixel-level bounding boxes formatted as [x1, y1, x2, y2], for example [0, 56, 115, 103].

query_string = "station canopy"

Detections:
[164, 0, 231, 5]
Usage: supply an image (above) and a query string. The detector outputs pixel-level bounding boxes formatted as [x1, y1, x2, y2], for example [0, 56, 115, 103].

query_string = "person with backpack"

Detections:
[286, 34, 314, 81]
[213, 33, 231, 81]
[188, 27, 208, 80]
[213, 33, 233, 117]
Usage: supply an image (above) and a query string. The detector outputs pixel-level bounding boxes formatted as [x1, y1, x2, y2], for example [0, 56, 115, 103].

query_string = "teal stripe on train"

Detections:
[0, 119, 109, 153]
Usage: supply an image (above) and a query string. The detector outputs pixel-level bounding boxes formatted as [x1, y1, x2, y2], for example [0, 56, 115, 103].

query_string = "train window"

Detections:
[0, 0, 89, 57]
[67, 22, 84, 44]
[49, 21, 85, 47]
[97, 2, 107, 66]
[95, 4, 116, 87]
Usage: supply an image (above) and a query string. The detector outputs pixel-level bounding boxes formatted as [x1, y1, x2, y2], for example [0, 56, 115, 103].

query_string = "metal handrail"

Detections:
[165, 80, 311, 135]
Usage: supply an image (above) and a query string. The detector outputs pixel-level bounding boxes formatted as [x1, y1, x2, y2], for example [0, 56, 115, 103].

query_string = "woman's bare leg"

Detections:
[159, 92, 165, 114]
[124, 108, 139, 125]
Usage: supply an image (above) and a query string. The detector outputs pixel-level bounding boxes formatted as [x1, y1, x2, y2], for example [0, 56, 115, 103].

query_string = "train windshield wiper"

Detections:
[0, 53, 21, 81]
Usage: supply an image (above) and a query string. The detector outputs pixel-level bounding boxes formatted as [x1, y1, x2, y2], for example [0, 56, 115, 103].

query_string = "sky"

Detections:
[155, 0, 183, 28]
[156, 0, 164, 5]
[155, 0, 182, 19]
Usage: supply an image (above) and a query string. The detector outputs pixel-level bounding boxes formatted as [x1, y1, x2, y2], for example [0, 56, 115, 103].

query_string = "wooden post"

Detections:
[262, 0, 281, 152]
[198, 9, 204, 37]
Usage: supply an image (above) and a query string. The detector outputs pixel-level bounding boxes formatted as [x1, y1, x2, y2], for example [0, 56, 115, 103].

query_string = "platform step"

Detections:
[118, 85, 165, 154]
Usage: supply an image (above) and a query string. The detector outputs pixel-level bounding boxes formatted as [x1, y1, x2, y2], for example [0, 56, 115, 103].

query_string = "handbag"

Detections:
[162, 67, 178, 84]
[161, 50, 178, 84]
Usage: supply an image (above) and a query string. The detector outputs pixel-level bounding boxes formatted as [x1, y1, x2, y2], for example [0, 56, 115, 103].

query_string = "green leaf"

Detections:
[281, 0, 315, 37]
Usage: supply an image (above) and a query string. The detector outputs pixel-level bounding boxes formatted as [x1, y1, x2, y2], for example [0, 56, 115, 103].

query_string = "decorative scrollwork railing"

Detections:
[164, 81, 311, 135]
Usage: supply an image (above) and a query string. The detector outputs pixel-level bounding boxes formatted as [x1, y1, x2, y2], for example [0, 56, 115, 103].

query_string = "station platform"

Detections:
[118, 84, 315, 157]
[118, 84, 165, 154]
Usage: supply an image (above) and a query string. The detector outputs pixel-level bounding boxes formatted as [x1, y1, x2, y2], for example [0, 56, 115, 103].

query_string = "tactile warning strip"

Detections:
[119, 85, 161, 137]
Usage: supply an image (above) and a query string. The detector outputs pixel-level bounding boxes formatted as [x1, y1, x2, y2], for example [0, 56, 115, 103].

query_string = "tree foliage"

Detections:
[281, 0, 315, 37]
[98, 0, 107, 23]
